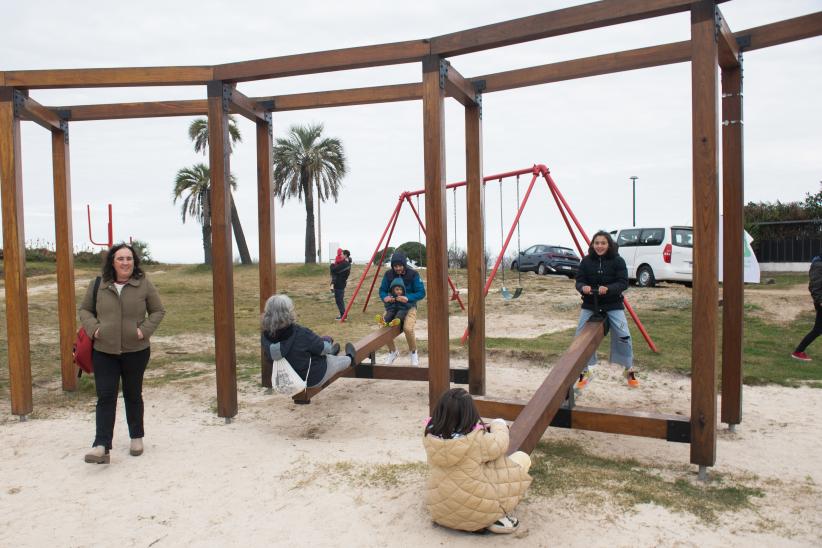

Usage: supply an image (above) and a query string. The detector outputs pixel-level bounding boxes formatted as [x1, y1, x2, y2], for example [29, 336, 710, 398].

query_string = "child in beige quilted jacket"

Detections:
[422, 388, 532, 534]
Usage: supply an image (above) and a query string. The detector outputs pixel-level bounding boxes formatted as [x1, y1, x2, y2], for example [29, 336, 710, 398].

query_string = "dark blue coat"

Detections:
[262, 324, 327, 387]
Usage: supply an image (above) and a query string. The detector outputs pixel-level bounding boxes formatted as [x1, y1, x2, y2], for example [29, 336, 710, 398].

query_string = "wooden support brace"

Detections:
[17, 91, 63, 130]
[716, 7, 741, 69]
[506, 319, 605, 455]
[474, 398, 690, 443]
[59, 100, 208, 121]
[292, 363, 469, 404]
[442, 61, 478, 106]
[227, 87, 269, 123]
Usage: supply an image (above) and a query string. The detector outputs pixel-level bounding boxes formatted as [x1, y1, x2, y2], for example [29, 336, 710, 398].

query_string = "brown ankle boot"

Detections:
[84, 445, 110, 464]
[130, 438, 144, 456]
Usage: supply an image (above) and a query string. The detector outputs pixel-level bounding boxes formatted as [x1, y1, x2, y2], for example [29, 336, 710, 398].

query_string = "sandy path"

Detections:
[1, 359, 821, 547]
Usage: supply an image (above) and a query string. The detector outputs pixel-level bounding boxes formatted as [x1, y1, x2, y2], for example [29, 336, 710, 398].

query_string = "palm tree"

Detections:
[188, 116, 252, 265]
[272, 124, 347, 263]
[172, 163, 237, 265]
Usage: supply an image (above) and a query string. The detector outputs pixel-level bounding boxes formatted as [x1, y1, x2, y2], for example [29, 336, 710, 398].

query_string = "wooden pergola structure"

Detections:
[2, 1, 820, 474]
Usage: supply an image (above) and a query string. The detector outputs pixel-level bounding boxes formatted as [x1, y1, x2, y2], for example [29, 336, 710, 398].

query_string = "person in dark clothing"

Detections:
[261, 294, 351, 387]
[792, 256, 822, 361]
[573, 230, 638, 389]
[378, 250, 426, 366]
[376, 278, 411, 327]
[330, 247, 352, 320]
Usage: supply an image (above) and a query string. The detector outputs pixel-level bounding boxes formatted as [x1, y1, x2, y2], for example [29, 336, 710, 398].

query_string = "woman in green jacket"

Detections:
[79, 243, 165, 464]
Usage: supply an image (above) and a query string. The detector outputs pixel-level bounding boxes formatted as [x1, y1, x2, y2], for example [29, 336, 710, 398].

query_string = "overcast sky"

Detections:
[2, 0, 820, 264]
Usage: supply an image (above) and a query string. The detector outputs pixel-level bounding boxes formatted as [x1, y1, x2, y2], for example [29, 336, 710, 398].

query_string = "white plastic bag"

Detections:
[271, 357, 310, 396]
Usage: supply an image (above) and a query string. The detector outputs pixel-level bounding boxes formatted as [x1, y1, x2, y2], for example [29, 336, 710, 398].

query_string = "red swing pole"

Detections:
[341, 194, 403, 321]
[461, 170, 539, 343]
[540, 166, 658, 353]
[405, 195, 466, 312]
[361, 194, 404, 312]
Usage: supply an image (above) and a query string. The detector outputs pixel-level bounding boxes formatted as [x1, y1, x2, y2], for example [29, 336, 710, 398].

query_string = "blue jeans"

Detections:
[575, 308, 633, 370]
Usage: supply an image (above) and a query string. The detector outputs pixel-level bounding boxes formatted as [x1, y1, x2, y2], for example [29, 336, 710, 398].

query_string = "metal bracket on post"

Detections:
[264, 112, 273, 136]
[735, 35, 751, 51]
[438, 59, 449, 90]
[721, 120, 743, 127]
[12, 89, 26, 120]
[221, 84, 232, 114]
[59, 119, 69, 145]
[713, 8, 722, 43]
[473, 80, 486, 118]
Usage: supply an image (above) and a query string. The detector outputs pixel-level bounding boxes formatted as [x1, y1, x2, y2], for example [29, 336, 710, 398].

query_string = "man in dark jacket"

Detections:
[792, 256, 822, 361]
[378, 250, 426, 366]
[330, 248, 352, 320]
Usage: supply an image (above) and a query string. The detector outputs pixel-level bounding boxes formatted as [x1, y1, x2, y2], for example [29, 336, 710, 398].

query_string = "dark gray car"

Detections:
[511, 244, 580, 278]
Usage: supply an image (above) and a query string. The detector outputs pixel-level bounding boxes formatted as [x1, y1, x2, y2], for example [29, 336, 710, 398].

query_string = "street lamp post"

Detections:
[629, 175, 638, 227]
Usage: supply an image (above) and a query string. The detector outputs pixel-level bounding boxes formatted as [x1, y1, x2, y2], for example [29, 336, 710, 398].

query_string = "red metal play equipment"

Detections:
[343, 164, 658, 353]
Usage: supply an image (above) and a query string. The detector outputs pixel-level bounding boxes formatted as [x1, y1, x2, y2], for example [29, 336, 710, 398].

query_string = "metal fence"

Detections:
[753, 238, 822, 262]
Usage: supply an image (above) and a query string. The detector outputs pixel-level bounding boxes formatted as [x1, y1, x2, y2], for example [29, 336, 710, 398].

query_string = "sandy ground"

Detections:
[2, 276, 821, 547]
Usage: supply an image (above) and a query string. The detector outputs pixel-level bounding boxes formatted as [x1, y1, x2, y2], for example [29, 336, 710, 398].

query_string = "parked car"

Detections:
[610, 226, 693, 287]
[511, 244, 580, 278]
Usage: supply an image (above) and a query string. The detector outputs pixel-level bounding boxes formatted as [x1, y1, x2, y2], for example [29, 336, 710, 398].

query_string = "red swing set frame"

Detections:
[342, 163, 658, 353]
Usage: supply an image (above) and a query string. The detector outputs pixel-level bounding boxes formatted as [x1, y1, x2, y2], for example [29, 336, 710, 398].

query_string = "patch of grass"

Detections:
[529, 440, 763, 522]
[324, 460, 427, 489]
[753, 272, 806, 289]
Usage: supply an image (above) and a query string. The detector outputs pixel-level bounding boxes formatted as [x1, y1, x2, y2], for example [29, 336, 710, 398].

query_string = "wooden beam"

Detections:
[292, 364, 470, 404]
[479, 41, 690, 93]
[736, 12, 822, 52]
[474, 398, 690, 443]
[257, 114, 276, 388]
[506, 319, 605, 455]
[59, 100, 208, 121]
[17, 92, 63, 130]
[465, 97, 485, 395]
[214, 40, 430, 82]
[690, 1, 720, 468]
[721, 64, 744, 427]
[716, 7, 740, 69]
[0, 87, 33, 416]
[422, 56, 450, 411]
[265, 83, 422, 111]
[207, 81, 238, 419]
[227, 87, 268, 123]
[2, 66, 214, 89]
[51, 121, 77, 391]
[430, 0, 714, 57]
[443, 62, 477, 106]
[344, 325, 402, 365]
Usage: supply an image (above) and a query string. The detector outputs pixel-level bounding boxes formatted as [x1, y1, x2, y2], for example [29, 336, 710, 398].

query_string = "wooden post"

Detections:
[690, 1, 720, 468]
[0, 88, 33, 416]
[52, 120, 77, 391]
[422, 56, 450, 410]
[721, 61, 744, 427]
[465, 94, 485, 395]
[207, 81, 237, 419]
[257, 113, 276, 388]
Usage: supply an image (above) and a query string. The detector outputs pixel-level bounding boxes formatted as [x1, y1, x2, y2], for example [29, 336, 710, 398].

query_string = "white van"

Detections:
[610, 226, 693, 287]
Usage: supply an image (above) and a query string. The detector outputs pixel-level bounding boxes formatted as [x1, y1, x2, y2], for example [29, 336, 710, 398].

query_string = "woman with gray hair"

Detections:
[261, 294, 352, 388]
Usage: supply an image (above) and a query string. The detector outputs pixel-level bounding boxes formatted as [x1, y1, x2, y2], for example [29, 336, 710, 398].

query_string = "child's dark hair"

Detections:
[425, 388, 482, 439]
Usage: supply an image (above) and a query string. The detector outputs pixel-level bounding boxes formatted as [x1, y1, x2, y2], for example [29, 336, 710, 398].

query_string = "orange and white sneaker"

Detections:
[575, 369, 593, 391]
[625, 369, 640, 388]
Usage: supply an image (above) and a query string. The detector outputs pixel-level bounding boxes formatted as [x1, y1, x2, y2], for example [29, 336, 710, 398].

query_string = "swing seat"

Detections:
[501, 286, 523, 300]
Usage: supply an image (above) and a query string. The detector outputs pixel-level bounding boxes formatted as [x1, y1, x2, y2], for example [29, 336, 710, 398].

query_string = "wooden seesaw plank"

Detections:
[291, 325, 469, 404]
[505, 319, 605, 455]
